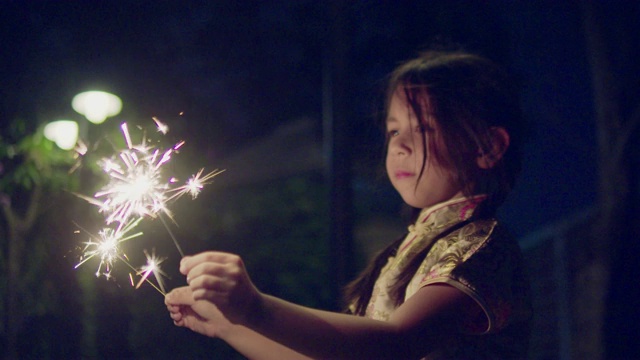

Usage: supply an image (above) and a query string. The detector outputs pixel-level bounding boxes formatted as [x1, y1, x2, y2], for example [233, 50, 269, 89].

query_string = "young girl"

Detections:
[166, 50, 532, 359]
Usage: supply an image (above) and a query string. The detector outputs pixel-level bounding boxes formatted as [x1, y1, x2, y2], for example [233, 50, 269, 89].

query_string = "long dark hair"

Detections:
[343, 50, 526, 315]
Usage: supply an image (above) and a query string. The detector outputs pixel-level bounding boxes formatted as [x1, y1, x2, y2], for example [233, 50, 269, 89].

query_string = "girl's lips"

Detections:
[395, 171, 414, 179]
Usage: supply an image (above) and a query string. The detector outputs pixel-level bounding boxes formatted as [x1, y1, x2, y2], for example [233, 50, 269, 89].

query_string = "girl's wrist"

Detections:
[242, 291, 269, 330]
[216, 321, 239, 341]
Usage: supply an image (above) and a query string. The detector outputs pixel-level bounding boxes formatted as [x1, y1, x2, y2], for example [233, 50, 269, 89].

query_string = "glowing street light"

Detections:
[44, 120, 79, 150]
[72, 91, 122, 124]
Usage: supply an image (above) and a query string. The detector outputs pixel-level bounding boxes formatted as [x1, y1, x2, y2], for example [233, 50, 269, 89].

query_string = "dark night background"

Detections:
[1, 1, 638, 359]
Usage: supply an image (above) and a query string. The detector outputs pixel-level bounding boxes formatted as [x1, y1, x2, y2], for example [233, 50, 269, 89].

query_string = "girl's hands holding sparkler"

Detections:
[179, 251, 262, 326]
[165, 286, 233, 338]
[167, 280, 317, 360]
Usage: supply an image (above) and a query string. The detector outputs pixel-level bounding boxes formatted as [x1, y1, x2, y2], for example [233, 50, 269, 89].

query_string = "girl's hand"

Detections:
[180, 252, 261, 325]
[165, 286, 233, 339]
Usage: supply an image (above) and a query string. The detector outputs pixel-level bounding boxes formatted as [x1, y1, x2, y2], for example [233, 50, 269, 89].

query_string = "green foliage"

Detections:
[0, 121, 78, 194]
[0, 119, 81, 358]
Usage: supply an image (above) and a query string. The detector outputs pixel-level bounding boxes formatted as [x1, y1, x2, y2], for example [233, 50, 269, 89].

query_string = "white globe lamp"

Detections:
[44, 120, 79, 150]
[72, 91, 122, 124]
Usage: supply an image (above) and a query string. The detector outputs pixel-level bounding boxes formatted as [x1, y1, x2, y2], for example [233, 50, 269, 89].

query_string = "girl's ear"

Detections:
[477, 127, 510, 169]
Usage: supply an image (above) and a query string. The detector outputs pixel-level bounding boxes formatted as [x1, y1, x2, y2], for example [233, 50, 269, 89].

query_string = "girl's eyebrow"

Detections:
[385, 116, 398, 125]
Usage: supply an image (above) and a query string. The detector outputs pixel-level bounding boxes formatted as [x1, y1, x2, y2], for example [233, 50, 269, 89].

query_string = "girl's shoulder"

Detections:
[416, 218, 531, 332]
[417, 218, 523, 288]
[459, 218, 521, 255]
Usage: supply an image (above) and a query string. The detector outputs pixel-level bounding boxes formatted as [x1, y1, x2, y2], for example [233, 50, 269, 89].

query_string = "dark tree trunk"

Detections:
[323, 0, 355, 309]
[580, 1, 640, 359]
[2, 185, 41, 360]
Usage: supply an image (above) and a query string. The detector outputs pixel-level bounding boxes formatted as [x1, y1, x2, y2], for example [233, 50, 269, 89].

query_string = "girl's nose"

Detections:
[389, 135, 411, 156]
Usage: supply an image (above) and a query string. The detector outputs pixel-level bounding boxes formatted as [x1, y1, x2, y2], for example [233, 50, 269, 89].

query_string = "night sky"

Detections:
[1, 1, 598, 238]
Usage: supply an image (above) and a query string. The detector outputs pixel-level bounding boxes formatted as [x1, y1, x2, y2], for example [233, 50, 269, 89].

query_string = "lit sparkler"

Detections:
[166, 168, 226, 201]
[74, 217, 143, 278]
[92, 122, 178, 227]
[77, 120, 223, 256]
[134, 248, 168, 294]
[73, 118, 223, 294]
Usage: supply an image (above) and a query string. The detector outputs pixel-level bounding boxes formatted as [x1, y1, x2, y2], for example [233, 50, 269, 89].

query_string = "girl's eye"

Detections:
[388, 129, 399, 137]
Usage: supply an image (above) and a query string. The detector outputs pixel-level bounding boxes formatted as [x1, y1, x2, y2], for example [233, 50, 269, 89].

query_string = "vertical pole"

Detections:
[581, 1, 639, 358]
[554, 234, 571, 360]
[323, 0, 354, 310]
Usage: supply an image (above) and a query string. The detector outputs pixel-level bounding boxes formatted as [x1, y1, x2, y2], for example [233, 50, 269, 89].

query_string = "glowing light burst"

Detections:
[92, 122, 178, 226]
[167, 168, 226, 201]
[78, 121, 223, 254]
[75, 218, 144, 278]
[135, 249, 168, 294]
[73, 118, 223, 294]
[152, 116, 169, 135]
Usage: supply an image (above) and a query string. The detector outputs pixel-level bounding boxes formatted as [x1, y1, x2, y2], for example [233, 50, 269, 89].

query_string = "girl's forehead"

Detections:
[386, 93, 413, 121]
[388, 89, 435, 124]
[394, 86, 432, 107]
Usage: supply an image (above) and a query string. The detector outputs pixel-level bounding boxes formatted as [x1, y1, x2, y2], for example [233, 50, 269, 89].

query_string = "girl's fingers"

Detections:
[187, 261, 243, 289]
[184, 260, 244, 295]
[192, 288, 208, 301]
[178, 256, 192, 275]
[188, 273, 233, 292]
[180, 252, 241, 275]
[180, 252, 221, 274]
[192, 288, 232, 305]
[185, 262, 226, 283]
[178, 252, 255, 317]
[169, 311, 182, 322]
[165, 286, 196, 306]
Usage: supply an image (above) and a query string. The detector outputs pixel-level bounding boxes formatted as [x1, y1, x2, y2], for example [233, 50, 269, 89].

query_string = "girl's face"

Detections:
[385, 90, 464, 209]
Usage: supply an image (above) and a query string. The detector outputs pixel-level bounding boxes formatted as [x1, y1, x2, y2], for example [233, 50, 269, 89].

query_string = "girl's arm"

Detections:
[225, 325, 313, 360]
[181, 251, 480, 359]
[251, 284, 474, 359]
[166, 286, 312, 360]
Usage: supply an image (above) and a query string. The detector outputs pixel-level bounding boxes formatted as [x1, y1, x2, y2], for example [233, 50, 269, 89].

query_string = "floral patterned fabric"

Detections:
[365, 196, 531, 359]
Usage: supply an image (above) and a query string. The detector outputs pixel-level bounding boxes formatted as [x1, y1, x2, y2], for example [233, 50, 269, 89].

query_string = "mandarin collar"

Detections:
[407, 195, 487, 237]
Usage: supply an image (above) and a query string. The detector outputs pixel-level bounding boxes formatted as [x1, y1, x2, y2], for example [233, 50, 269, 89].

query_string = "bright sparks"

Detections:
[73, 118, 224, 294]
[152, 116, 169, 135]
[82, 121, 224, 230]
[75, 218, 143, 278]
[135, 249, 168, 294]
[168, 168, 226, 200]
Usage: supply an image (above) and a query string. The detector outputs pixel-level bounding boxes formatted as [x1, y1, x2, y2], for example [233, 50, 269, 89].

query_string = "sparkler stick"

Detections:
[159, 213, 184, 257]
[129, 273, 165, 296]
[128, 273, 165, 296]
[159, 168, 225, 257]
